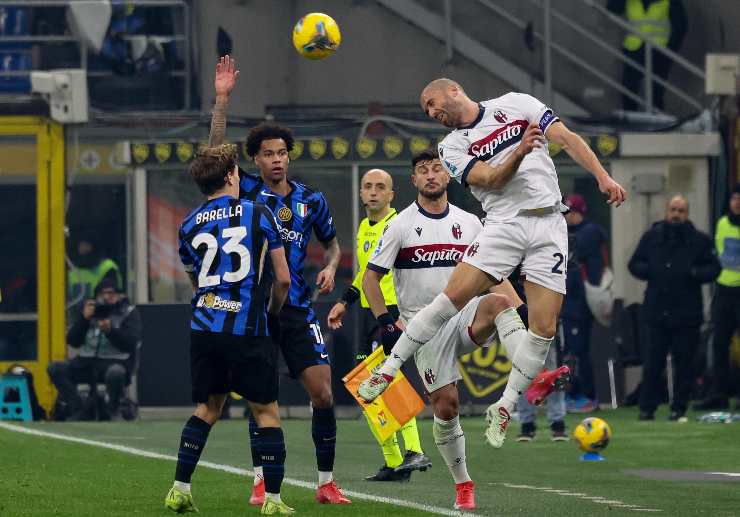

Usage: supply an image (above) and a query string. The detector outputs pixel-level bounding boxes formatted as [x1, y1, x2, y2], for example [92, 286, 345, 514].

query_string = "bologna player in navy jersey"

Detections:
[209, 55, 350, 505]
[165, 145, 295, 515]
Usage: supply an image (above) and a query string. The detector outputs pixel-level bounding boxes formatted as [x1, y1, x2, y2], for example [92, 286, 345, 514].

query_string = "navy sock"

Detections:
[258, 427, 286, 494]
[248, 415, 262, 468]
[175, 415, 211, 483]
[516, 303, 529, 328]
[312, 406, 336, 473]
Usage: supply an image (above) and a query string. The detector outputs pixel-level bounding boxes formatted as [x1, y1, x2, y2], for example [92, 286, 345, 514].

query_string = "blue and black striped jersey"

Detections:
[239, 170, 336, 317]
[178, 195, 283, 336]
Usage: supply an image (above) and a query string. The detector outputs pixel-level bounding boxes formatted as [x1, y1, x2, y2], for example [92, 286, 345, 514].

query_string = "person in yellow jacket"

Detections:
[608, 0, 687, 111]
[696, 184, 740, 410]
[327, 168, 431, 482]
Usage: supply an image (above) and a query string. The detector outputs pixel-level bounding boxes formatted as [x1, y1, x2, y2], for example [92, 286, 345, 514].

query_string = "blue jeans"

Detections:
[517, 344, 566, 424]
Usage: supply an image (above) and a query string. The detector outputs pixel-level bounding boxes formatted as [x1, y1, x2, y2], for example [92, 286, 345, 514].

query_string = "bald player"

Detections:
[360, 77, 626, 448]
[328, 169, 431, 482]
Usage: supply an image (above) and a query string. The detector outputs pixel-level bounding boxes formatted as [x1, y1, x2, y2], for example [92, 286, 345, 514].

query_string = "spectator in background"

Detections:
[607, 0, 687, 111]
[48, 279, 141, 420]
[628, 195, 720, 420]
[695, 184, 740, 410]
[67, 233, 123, 305]
[562, 194, 607, 413]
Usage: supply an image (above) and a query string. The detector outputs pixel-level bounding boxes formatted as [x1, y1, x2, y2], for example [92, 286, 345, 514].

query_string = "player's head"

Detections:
[246, 123, 294, 184]
[190, 144, 239, 197]
[665, 194, 689, 224]
[420, 78, 471, 128]
[360, 168, 394, 215]
[411, 148, 449, 201]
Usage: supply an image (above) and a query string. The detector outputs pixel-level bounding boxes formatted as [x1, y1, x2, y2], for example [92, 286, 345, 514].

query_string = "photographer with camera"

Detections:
[48, 279, 142, 420]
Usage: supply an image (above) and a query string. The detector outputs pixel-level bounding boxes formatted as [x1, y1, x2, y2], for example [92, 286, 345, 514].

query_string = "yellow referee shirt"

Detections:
[352, 208, 398, 308]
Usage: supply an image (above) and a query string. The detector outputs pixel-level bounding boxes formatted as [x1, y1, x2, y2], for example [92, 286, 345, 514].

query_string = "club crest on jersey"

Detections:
[451, 223, 462, 240]
[295, 202, 309, 218]
[467, 242, 480, 257]
[197, 292, 242, 313]
[468, 120, 528, 161]
[494, 110, 508, 123]
[277, 206, 293, 222]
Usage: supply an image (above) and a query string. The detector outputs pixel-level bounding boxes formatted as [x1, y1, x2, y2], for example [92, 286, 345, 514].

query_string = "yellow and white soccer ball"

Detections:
[573, 417, 612, 452]
[292, 12, 341, 60]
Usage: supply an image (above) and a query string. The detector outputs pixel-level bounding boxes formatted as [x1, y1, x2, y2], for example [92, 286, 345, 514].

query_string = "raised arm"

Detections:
[546, 121, 626, 206]
[208, 55, 240, 147]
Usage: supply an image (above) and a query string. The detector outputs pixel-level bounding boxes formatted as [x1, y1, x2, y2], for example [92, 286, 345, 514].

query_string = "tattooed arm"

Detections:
[208, 55, 240, 147]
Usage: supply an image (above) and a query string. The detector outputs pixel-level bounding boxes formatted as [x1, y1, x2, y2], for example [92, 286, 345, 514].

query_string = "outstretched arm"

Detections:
[208, 55, 240, 147]
[546, 121, 626, 206]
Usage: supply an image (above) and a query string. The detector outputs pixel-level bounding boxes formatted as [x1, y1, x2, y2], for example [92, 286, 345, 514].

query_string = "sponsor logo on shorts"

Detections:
[467, 242, 480, 257]
[196, 292, 242, 313]
[424, 368, 436, 385]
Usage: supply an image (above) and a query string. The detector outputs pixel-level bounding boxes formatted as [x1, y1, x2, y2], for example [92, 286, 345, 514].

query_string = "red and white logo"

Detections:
[494, 110, 508, 123]
[468, 120, 528, 161]
[451, 222, 462, 240]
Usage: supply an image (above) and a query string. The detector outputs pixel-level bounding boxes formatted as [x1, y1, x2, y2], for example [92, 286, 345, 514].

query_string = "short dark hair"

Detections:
[411, 147, 440, 168]
[245, 123, 295, 158]
[189, 144, 238, 195]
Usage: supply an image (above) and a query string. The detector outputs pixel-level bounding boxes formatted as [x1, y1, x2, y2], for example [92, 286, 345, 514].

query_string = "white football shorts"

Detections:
[462, 211, 568, 295]
[414, 295, 498, 394]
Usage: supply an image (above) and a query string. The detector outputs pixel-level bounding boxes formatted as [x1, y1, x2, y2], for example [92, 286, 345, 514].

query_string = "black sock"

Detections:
[248, 415, 262, 468]
[175, 415, 211, 483]
[516, 303, 529, 328]
[258, 427, 286, 494]
[312, 406, 336, 474]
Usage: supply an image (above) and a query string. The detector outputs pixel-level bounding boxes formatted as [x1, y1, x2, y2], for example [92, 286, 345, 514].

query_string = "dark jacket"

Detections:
[562, 220, 607, 321]
[628, 220, 720, 327]
[67, 297, 141, 367]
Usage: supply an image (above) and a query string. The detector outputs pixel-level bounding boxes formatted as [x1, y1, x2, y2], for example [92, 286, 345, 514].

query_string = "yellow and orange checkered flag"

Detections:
[342, 346, 425, 444]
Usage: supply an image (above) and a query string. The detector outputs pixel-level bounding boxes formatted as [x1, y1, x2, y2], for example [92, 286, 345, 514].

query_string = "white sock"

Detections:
[253, 466, 264, 485]
[433, 415, 471, 485]
[380, 293, 458, 377]
[500, 329, 552, 411]
[494, 307, 527, 358]
[318, 471, 333, 486]
[265, 492, 282, 503]
[174, 481, 191, 493]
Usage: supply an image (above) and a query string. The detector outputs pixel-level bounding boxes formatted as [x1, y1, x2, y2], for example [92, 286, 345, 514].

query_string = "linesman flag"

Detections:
[342, 346, 425, 444]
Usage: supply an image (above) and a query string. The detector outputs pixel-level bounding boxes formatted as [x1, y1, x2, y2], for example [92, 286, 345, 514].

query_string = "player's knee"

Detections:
[310, 388, 334, 409]
[530, 315, 557, 338]
[430, 390, 459, 420]
[480, 293, 513, 320]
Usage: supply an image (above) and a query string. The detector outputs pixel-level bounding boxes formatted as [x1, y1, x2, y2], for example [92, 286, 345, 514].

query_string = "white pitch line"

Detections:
[0, 422, 476, 517]
[494, 482, 662, 513]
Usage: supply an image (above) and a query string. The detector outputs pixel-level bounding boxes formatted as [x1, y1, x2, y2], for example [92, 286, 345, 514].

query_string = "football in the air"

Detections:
[573, 417, 612, 452]
[292, 12, 341, 60]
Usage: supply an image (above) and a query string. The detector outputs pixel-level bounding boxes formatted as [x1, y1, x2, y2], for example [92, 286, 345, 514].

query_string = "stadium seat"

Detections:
[0, 374, 33, 422]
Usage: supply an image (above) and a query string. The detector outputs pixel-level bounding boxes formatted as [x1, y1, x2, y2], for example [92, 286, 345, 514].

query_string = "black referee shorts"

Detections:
[190, 330, 278, 404]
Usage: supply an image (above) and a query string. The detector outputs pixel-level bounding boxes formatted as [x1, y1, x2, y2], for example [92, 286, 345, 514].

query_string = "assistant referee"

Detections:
[327, 168, 431, 481]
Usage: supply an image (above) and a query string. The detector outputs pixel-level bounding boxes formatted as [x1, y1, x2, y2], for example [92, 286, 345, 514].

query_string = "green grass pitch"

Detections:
[2, 407, 738, 516]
